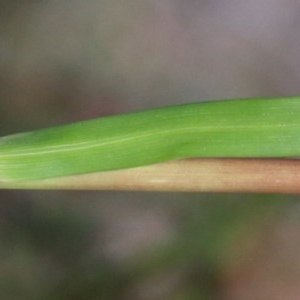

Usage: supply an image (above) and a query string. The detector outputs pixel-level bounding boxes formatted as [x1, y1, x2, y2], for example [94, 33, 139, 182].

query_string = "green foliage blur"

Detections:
[0, 191, 294, 299]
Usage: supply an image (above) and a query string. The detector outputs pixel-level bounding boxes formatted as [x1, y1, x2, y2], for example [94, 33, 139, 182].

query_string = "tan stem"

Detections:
[7, 158, 300, 193]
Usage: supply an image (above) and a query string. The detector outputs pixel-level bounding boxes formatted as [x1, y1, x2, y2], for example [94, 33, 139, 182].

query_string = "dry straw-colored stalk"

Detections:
[5, 158, 299, 194]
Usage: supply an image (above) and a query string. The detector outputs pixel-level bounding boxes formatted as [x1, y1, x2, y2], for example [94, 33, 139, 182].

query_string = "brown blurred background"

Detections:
[1, 1, 300, 299]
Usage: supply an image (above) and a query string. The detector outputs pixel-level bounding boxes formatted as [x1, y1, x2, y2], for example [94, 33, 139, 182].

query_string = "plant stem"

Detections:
[2, 158, 300, 193]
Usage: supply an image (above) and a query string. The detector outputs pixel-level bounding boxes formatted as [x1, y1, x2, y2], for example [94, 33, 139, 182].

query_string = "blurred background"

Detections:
[1, 1, 300, 299]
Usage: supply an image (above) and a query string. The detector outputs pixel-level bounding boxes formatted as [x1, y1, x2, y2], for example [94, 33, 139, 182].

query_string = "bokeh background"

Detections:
[1, 1, 300, 299]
